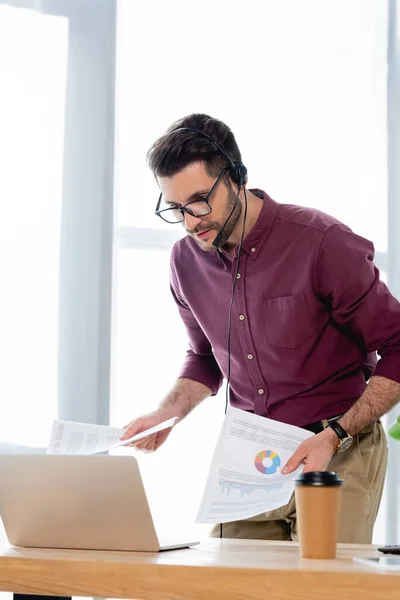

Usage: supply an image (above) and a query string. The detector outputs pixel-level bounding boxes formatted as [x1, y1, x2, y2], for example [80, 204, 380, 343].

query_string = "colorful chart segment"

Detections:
[254, 450, 281, 475]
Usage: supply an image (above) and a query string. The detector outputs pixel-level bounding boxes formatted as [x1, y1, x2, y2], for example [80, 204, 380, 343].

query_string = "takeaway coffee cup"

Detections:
[294, 471, 344, 559]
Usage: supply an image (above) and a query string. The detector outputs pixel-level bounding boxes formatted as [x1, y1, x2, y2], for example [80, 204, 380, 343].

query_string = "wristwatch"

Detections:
[328, 421, 353, 453]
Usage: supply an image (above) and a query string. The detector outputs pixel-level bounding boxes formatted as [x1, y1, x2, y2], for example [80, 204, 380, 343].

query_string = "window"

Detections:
[112, 0, 389, 541]
[114, 0, 387, 249]
[0, 5, 68, 447]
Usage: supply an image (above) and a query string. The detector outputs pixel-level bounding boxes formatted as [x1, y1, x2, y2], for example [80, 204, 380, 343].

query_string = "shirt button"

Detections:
[258, 389, 265, 395]
[247, 354, 253, 360]
[251, 247, 256, 253]
[236, 273, 241, 279]
[239, 314, 245, 321]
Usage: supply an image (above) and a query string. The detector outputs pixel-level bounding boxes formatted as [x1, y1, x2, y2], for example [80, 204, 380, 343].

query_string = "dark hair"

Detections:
[147, 113, 242, 181]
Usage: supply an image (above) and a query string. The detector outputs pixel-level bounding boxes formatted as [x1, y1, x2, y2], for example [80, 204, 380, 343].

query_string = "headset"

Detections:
[172, 127, 248, 247]
[172, 126, 249, 541]
[173, 127, 248, 189]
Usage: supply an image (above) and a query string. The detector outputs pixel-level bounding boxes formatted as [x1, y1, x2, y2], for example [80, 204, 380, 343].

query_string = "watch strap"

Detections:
[328, 420, 349, 441]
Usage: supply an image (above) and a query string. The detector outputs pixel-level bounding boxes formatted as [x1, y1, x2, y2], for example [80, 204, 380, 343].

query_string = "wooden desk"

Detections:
[0, 538, 398, 600]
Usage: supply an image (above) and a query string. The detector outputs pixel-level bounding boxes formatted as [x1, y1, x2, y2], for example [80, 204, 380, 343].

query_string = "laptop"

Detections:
[0, 454, 199, 552]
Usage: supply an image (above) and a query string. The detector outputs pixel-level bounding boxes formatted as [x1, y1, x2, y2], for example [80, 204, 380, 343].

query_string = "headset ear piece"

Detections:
[231, 162, 248, 188]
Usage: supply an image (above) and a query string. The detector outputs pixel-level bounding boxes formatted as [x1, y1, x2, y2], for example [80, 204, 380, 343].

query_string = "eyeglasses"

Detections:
[154, 168, 228, 224]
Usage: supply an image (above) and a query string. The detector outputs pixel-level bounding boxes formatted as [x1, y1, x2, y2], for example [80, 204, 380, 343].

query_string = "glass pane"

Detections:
[111, 247, 225, 538]
[115, 0, 387, 251]
[0, 7, 68, 447]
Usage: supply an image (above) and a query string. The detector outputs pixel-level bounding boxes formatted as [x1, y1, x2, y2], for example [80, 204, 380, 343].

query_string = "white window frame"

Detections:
[3, 0, 118, 426]
[384, 0, 400, 544]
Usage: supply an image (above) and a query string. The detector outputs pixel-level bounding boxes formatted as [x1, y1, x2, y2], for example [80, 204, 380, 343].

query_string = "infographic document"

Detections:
[196, 407, 314, 523]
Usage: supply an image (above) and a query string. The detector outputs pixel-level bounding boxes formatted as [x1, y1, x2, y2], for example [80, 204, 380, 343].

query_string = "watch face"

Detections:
[338, 436, 353, 452]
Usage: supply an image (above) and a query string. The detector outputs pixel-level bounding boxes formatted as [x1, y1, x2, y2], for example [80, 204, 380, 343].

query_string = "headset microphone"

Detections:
[212, 189, 241, 248]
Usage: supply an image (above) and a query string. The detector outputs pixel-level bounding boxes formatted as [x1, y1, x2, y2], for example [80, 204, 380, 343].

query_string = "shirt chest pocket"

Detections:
[263, 293, 327, 349]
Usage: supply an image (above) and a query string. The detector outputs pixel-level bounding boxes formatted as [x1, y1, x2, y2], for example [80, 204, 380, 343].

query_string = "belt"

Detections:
[302, 414, 343, 435]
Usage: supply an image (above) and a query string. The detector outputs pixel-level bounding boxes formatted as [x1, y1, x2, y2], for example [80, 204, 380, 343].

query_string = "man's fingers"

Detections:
[139, 436, 157, 453]
[281, 446, 307, 474]
[120, 418, 145, 440]
[136, 429, 171, 453]
[153, 429, 170, 451]
[135, 434, 157, 451]
[119, 416, 172, 452]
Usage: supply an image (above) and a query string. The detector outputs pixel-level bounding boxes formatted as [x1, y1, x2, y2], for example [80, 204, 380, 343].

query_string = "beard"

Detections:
[187, 187, 242, 251]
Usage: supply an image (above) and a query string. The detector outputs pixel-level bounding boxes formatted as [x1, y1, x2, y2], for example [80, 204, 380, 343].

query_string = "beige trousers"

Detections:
[210, 421, 388, 544]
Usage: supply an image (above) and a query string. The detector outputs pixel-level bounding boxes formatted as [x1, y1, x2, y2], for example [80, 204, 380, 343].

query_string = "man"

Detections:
[121, 113, 400, 543]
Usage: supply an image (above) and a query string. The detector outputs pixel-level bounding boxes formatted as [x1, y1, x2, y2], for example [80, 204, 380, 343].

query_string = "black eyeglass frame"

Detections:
[154, 167, 229, 224]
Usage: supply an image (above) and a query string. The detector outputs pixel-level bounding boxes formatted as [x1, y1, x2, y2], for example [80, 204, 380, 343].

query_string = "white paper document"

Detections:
[196, 407, 314, 523]
[46, 417, 177, 455]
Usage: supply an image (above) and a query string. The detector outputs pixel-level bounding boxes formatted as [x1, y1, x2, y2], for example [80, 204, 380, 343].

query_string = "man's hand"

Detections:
[118, 378, 211, 453]
[120, 411, 175, 453]
[281, 427, 338, 474]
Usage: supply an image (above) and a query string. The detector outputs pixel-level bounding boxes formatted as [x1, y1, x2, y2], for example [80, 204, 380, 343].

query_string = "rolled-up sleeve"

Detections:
[315, 224, 400, 384]
[170, 257, 223, 395]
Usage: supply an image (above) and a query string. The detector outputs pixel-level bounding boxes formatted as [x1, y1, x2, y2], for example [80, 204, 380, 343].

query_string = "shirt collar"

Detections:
[218, 189, 278, 261]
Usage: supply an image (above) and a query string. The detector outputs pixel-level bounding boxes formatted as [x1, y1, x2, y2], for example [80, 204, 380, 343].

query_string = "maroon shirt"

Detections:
[170, 191, 400, 427]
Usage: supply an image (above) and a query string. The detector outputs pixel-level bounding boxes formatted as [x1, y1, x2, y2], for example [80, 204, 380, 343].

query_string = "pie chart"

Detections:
[254, 450, 281, 475]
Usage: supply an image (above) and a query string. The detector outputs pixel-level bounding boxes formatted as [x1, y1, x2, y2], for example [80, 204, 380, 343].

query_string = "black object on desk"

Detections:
[14, 596, 71, 600]
[377, 545, 400, 555]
